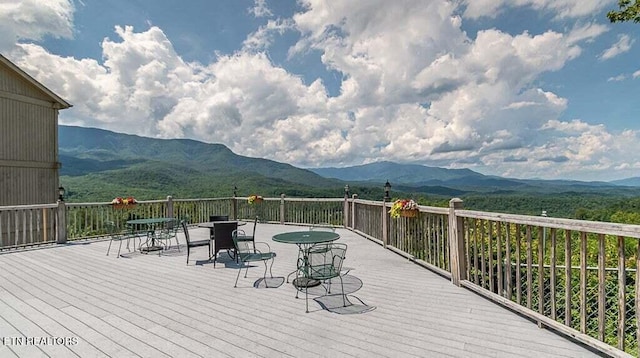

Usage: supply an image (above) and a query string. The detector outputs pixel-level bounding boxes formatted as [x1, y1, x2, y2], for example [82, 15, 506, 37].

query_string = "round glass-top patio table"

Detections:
[272, 231, 340, 288]
[272, 231, 339, 245]
[127, 217, 175, 253]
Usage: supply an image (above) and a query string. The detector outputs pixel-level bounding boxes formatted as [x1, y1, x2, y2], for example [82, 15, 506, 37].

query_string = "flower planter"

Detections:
[400, 209, 419, 218]
[112, 204, 137, 210]
[253, 197, 264, 204]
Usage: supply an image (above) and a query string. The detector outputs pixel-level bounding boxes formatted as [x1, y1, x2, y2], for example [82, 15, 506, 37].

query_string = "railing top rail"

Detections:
[66, 199, 168, 207]
[457, 209, 640, 238]
[173, 197, 232, 202]
[419, 205, 449, 215]
[282, 197, 344, 202]
[0, 203, 58, 211]
[352, 199, 382, 205]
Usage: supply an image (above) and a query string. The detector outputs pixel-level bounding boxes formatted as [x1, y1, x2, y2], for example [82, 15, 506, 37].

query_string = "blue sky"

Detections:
[2, 0, 640, 181]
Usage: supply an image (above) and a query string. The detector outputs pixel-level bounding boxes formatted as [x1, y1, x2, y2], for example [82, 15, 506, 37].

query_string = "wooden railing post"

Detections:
[56, 200, 67, 244]
[449, 198, 465, 286]
[280, 194, 286, 224]
[344, 193, 349, 228]
[167, 195, 174, 218]
[350, 194, 357, 231]
[382, 197, 388, 248]
[232, 195, 237, 220]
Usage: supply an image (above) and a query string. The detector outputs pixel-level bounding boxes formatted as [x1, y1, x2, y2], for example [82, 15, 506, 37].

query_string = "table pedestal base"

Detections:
[140, 246, 163, 253]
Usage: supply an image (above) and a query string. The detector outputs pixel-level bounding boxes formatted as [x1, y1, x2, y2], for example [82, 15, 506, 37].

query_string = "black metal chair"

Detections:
[183, 220, 211, 265]
[208, 215, 229, 245]
[212, 221, 238, 267]
[232, 229, 276, 287]
[298, 242, 348, 313]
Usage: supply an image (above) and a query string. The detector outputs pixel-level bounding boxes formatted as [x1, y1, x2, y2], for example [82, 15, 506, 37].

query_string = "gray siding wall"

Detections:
[0, 64, 59, 206]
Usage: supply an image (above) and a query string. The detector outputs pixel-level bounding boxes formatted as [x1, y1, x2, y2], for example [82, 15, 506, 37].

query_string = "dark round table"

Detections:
[273, 231, 340, 288]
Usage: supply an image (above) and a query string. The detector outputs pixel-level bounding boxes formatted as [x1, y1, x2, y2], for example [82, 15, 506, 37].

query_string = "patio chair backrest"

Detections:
[213, 221, 238, 253]
[305, 243, 347, 280]
[181, 220, 191, 244]
[210, 215, 229, 222]
[232, 230, 255, 256]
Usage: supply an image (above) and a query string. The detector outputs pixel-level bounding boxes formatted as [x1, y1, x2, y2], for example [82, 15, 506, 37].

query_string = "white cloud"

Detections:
[249, 0, 273, 18]
[461, 0, 615, 20]
[608, 74, 626, 81]
[600, 34, 634, 60]
[633, 69, 640, 79]
[6, 0, 638, 180]
[243, 19, 294, 51]
[0, 0, 74, 52]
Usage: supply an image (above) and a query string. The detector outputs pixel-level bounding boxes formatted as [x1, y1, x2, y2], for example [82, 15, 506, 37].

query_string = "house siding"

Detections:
[0, 56, 66, 206]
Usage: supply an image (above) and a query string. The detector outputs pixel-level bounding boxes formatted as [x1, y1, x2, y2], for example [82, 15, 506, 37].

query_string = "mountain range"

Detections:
[58, 125, 640, 203]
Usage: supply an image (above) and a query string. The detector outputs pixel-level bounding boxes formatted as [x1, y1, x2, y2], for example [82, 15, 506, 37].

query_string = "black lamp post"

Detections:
[58, 186, 65, 201]
[344, 184, 350, 198]
[384, 180, 391, 200]
[233, 186, 238, 197]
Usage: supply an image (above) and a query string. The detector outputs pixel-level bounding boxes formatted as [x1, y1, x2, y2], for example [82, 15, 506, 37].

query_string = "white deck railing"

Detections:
[1, 195, 638, 357]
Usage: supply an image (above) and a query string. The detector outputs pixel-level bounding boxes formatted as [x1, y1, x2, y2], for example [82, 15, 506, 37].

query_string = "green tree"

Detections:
[608, 0, 640, 23]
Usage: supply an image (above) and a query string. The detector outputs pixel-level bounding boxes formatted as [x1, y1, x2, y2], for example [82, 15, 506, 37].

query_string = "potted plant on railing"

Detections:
[247, 195, 264, 204]
[111, 196, 137, 209]
[389, 199, 419, 218]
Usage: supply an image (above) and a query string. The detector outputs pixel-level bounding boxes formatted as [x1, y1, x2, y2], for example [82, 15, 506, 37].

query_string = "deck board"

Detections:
[0, 223, 603, 357]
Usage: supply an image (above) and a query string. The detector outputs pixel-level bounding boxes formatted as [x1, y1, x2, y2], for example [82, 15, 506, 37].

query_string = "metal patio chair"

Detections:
[298, 242, 348, 313]
[105, 220, 132, 257]
[232, 229, 276, 288]
[156, 218, 181, 255]
[183, 220, 211, 265]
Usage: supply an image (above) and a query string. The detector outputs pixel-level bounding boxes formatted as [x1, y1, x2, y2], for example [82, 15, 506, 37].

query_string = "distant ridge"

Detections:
[58, 125, 343, 201]
[59, 125, 337, 188]
[610, 177, 640, 187]
[57, 125, 640, 203]
[309, 161, 483, 184]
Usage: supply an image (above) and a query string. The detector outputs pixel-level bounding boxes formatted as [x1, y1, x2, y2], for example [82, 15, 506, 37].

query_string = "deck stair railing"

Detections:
[1, 195, 640, 357]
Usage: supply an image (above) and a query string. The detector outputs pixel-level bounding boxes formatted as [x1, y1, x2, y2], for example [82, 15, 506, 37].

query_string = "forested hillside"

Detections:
[58, 126, 640, 224]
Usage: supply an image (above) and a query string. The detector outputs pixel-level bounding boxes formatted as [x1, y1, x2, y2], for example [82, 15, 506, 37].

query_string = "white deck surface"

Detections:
[0, 223, 602, 357]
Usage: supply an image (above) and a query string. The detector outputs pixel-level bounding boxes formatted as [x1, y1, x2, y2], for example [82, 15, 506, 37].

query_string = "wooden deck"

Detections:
[0, 223, 603, 357]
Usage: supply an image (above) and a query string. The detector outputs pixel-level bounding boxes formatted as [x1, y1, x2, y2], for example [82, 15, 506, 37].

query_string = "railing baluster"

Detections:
[481, 220, 487, 290]
[505, 222, 512, 300]
[538, 225, 544, 324]
[617, 235, 625, 351]
[474, 219, 479, 286]
[489, 221, 494, 293]
[598, 233, 606, 342]
[580, 231, 587, 334]
[636, 238, 640, 357]
[550, 228, 557, 321]
[497, 221, 503, 296]
[465, 218, 472, 283]
[565, 230, 572, 328]
[527, 225, 533, 309]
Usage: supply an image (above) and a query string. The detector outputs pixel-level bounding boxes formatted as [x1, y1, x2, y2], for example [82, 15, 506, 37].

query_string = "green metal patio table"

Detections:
[127, 217, 175, 253]
[272, 231, 340, 288]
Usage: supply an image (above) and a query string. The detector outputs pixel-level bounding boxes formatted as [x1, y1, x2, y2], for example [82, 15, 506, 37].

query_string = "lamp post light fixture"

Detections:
[384, 180, 391, 200]
[233, 186, 238, 197]
[344, 184, 350, 198]
[58, 186, 65, 202]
